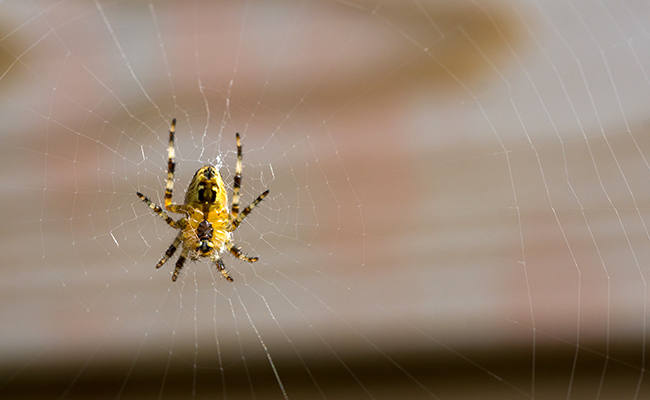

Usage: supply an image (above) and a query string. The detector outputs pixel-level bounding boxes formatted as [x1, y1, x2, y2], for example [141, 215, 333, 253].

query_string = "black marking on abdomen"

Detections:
[198, 187, 217, 203]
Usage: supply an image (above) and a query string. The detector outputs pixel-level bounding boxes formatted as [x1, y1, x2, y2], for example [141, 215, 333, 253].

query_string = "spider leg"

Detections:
[137, 192, 178, 228]
[212, 255, 234, 282]
[231, 189, 270, 230]
[163, 119, 184, 214]
[231, 133, 243, 219]
[227, 241, 258, 263]
[156, 233, 182, 269]
[172, 246, 189, 282]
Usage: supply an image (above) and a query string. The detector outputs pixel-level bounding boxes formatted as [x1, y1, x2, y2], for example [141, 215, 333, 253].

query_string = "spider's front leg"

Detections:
[212, 255, 234, 282]
[227, 241, 258, 263]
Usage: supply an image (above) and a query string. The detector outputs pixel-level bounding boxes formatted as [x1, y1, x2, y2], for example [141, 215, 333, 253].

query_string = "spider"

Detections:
[137, 119, 269, 282]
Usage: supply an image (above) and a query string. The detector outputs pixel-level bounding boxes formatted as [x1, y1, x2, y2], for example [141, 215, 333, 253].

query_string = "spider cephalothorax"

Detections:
[137, 119, 269, 282]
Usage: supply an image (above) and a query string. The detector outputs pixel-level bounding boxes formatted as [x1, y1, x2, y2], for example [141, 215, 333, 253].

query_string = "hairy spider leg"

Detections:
[231, 133, 243, 219]
[136, 192, 179, 229]
[156, 233, 182, 269]
[172, 246, 189, 282]
[227, 242, 258, 263]
[232, 189, 270, 230]
[212, 255, 234, 282]
[164, 118, 184, 214]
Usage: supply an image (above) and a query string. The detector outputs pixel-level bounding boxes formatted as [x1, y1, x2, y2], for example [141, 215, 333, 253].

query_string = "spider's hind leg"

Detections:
[137, 192, 178, 229]
[231, 133, 243, 220]
[232, 189, 270, 229]
[164, 119, 178, 212]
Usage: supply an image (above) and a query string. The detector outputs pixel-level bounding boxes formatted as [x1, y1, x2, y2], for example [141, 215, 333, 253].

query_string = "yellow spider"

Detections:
[137, 119, 269, 282]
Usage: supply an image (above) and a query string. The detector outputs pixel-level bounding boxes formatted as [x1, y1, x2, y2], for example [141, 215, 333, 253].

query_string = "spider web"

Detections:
[2, 0, 650, 399]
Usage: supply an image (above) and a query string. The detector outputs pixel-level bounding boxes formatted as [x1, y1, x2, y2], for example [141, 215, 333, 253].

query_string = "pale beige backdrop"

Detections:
[1, 0, 650, 399]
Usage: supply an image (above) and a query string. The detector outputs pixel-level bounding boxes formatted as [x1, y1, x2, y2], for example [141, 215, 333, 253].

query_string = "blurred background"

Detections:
[2, 0, 650, 398]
